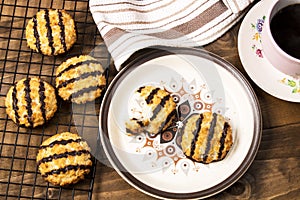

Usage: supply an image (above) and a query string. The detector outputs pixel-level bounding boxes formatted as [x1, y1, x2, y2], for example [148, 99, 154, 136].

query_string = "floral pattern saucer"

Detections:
[238, 0, 300, 102]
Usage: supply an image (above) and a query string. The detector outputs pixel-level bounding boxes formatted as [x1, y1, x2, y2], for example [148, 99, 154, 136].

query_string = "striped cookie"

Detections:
[181, 112, 233, 164]
[37, 132, 92, 186]
[125, 85, 177, 135]
[55, 55, 107, 104]
[5, 77, 57, 127]
[26, 9, 76, 56]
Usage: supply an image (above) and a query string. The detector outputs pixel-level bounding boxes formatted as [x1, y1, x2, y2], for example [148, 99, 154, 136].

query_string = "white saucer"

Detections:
[238, 0, 300, 102]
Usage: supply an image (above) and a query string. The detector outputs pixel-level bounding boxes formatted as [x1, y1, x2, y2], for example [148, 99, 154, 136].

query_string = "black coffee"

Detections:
[270, 4, 300, 59]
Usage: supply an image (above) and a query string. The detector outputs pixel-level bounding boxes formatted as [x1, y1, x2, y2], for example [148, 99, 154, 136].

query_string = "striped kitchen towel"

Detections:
[89, 0, 254, 70]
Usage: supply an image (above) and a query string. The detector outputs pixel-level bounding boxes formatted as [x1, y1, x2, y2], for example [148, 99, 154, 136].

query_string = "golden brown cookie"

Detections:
[181, 112, 233, 164]
[26, 9, 76, 56]
[36, 132, 93, 186]
[5, 77, 57, 127]
[125, 85, 177, 135]
[55, 55, 107, 104]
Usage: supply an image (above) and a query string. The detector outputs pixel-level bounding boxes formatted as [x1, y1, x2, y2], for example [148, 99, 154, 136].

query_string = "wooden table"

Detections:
[1, 0, 300, 199]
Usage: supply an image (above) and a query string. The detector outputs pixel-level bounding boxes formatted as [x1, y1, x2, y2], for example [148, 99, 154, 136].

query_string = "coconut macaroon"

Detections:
[181, 112, 233, 164]
[5, 77, 57, 127]
[25, 9, 76, 56]
[55, 55, 107, 104]
[125, 85, 177, 135]
[36, 132, 93, 186]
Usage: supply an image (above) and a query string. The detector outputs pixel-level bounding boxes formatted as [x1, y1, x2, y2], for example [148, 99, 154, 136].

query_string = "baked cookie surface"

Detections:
[125, 85, 177, 135]
[55, 55, 107, 104]
[5, 77, 57, 127]
[181, 112, 233, 164]
[26, 9, 76, 56]
[36, 132, 92, 186]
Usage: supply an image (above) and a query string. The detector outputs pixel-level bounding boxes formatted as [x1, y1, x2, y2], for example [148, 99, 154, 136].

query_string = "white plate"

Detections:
[99, 47, 261, 199]
[238, 0, 300, 102]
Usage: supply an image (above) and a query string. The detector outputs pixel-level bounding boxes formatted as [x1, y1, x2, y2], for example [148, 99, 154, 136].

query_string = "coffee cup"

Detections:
[261, 0, 300, 76]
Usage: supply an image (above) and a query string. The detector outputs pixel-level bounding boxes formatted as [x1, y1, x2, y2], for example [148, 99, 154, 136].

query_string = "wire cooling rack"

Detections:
[0, 0, 111, 199]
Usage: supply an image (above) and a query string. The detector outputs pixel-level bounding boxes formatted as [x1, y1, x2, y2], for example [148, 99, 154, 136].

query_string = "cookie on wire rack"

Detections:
[5, 77, 57, 127]
[25, 9, 77, 56]
[36, 132, 93, 186]
[55, 55, 107, 104]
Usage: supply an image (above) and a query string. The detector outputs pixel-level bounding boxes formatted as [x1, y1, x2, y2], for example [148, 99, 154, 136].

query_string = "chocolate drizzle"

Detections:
[137, 86, 145, 93]
[151, 95, 175, 134]
[218, 122, 229, 159]
[38, 149, 90, 165]
[137, 120, 144, 127]
[57, 71, 103, 89]
[23, 78, 33, 126]
[70, 85, 106, 100]
[44, 9, 55, 55]
[150, 94, 170, 121]
[40, 138, 82, 149]
[203, 113, 218, 162]
[159, 95, 169, 107]
[157, 109, 176, 134]
[56, 60, 101, 78]
[190, 114, 203, 157]
[12, 85, 20, 124]
[39, 81, 46, 122]
[146, 88, 160, 104]
[43, 164, 91, 177]
[32, 16, 41, 52]
[57, 10, 67, 52]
